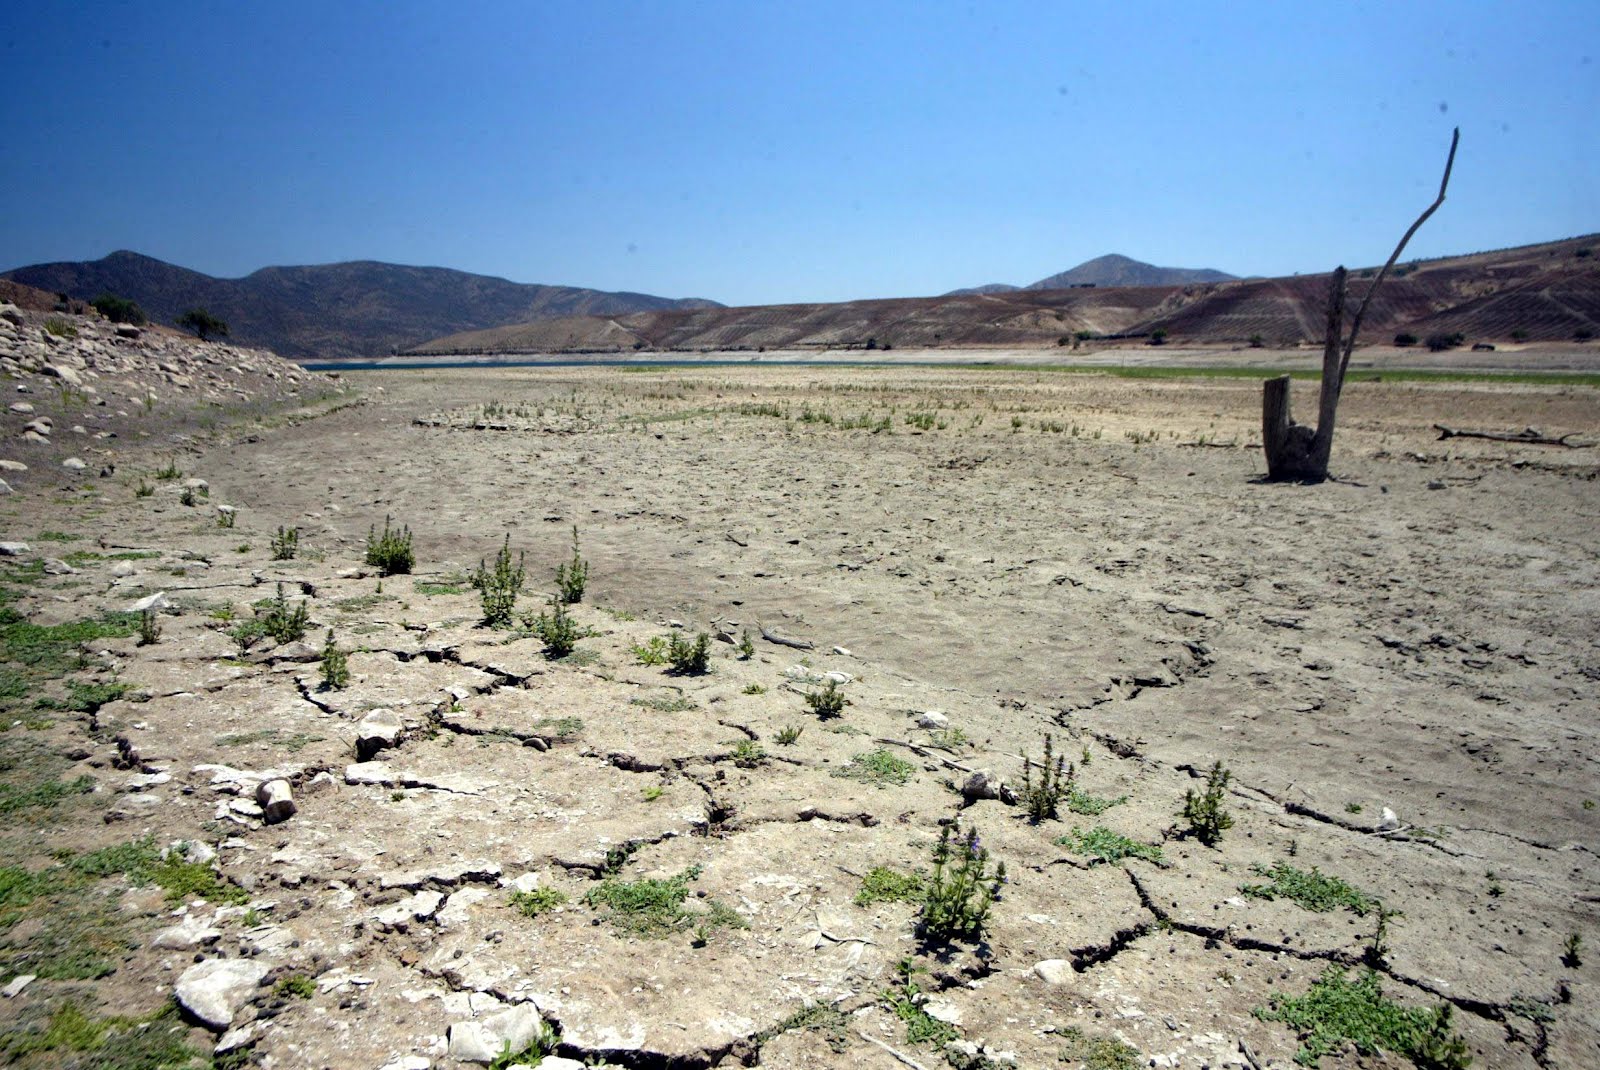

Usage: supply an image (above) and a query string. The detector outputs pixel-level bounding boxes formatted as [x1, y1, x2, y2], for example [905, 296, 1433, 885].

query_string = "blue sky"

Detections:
[1, 1, 1595, 305]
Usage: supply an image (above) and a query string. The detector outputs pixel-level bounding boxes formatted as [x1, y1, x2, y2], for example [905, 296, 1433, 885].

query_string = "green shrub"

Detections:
[555, 525, 589, 604]
[175, 307, 228, 340]
[1393, 332, 1418, 347]
[1019, 733, 1073, 821]
[318, 629, 350, 689]
[666, 631, 711, 675]
[270, 525, 299, 561]
[1056, 826, 1164, 865]
[136, 608, 162, 647]
[881, 958, 958, 1046]
[43, 316, 77, 339]
[1180, 759, 1233, 846]
[919, 823, 1005, 941]
[260, 583, 309, 643]
[365, 515, 414, 575]
[509, 886, 567, 918]
[832, 747, 913, 788]
[854, 866, 924, 907]
[91, 293, 147, 325]
[471, 534, 525, 627]
[1239, 861, 1378, 915]
[632, 636, 670, 666]
[1424, 331, 1465, 352]
[804, 680, 847, 718]
[524, 595, 578, 657]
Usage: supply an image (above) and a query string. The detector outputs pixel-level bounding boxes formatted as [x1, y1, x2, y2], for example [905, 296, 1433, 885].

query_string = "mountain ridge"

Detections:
[946, 253, 1235, 296]
[1, 251, 720, 361]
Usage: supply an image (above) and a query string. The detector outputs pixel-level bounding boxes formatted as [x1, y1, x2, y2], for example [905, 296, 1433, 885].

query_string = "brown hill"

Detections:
[1, 251, 720, 361]
[415, 235, 1600, 356]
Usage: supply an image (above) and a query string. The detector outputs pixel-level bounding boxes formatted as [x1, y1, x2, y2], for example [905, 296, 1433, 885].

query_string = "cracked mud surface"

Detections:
[2, 363, 1597, 1068]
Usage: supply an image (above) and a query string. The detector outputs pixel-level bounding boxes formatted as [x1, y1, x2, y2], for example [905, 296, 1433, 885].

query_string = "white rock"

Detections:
[22, 418, 51, 435]
[0, 460, 26, 471]
[1033, 959, 1074, 984]
[1378, 806, 1402, 831]
[8, 402, 32, 414]
[538, 1059, 586, 1070]
[822, 670, 853, 685]
[0, 483, 12, 496]
[2, 974, 36, 998]
[62, 457, 87, 471]
[110, 560, 137, 577]
[915, 711, 949, 729]
[174, 958, 269, 1030]
[832, 646, 852, 656]
[345, 761, 395, 786]
[357, 708, 405, 759]
[0, 542, 30, 556]
[130, 591, 170, 613]
[256, 778, 296, 823]
[447, 1003, 549, 1065]
[43, 557, 74, 574]
[125, 771, 171, 791]
[374, 890, 445, 931]
[152, 916, 222, 950]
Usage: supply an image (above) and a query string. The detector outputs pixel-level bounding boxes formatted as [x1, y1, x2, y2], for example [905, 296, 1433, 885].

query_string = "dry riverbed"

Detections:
[1, 358, 1597, 1069]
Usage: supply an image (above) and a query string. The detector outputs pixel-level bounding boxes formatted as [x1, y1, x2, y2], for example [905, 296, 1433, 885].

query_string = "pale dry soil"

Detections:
[2, 363, 1597, 1070]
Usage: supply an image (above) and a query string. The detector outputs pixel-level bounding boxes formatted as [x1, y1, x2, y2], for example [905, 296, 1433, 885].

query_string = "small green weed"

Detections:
[881, 958, 958, 1045]
[510, 886, 568, 918]
[854, 866, 925, 907]
[259, 582, 310, 643]
[154, 458, 182, 481]
[754, 1003, 850, 1055]
[666, 631, 711, 675]
[136, 607, 161, 646]
[804, 680, 847, 718]
[774, 724, 802, 745]
[319, 629, 350, 689]
[1254, 967, 1469, 1068]
[414, 580, 465, 596]
[584, 865, 744, 938]
[486, 1020, 559, 1070]
[730, 739, 766, 767]
[1056, 826, 1164, 865]
[471, 534, 525, 627]
[632, 635, 670, 666]
[1563, 932, 1582, 968]
[1019, 733, 1073, 821]
[275, 975, 316, 999]
[1239, 862, 1378, 915]
[1057, 1026, 1143, 1070]
[832, 747, 914, 788]
[1066, 789, 1128, 816]
[524, 595, 579, 657]
[741, 682, 767, 695]
[629, 692, 697, 713]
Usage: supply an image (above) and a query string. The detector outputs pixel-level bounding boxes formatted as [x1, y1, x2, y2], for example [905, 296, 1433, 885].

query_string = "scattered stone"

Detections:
[110, 560, 138, 577]
[174, 958, 269, 1031]
[1378, 806, 1402, 831]
[130, 591, 170, 613]
[8, 402, 32, 414]
[376, 1058, 432, 1070]
[42, 557, 74, 575]
[0, 480, 11, 495]
[0, 542, 30, 556]
[61, 456, 87, 471]
[374, 890, 446, 932]
[255, 778, 296, 824]
[0, 460, 25, 471]
[183, 477, 209, 493]
[822, 670, 853, 685]
[125, 771, 172, 791]
[22, 418, 51, 436]
[961, 770, 1015, 804]
[356, 708, 405, 760]
[915, 711, 949, 730]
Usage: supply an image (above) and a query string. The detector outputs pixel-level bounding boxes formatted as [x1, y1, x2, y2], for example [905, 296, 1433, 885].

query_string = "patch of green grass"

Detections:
[1057, 1025, 1144, 1070]
[1066, 789, 1129, 816]
[1254, 967, 1470, 1068]
[741, 682, 767, 695]
[854, 866, 925, 907]
[629, 693, 697, 713]
[34, 531, 83, 543]
[413, 580, 465, 596]
[335, 593, 396, 613]
[1055, 826, 1164, 865]
[584, 865, 739, 938]
[831, 747, 914, 788]
[881, 958, 958, 1046]
[0, 608, 141, 676]
[755, 1002, 851, 1054]
[0, 1000, 197, 1067]
[533, 716, 583, 741]
[1239, 862, 1379, 916]
[0, 774, 94, 816]
[275, 975, 316, 999]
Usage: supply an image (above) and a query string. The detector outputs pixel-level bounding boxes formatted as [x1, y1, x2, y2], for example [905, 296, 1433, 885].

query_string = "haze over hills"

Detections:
[414, 235, 1600, 357]
[0, 251, 720, 361]
[945, 253, 1237, 296]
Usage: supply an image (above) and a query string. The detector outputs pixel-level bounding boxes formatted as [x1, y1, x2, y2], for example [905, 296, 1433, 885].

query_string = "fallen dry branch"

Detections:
[758, 621, 815, 650]
[1433, 424, 1591, 448]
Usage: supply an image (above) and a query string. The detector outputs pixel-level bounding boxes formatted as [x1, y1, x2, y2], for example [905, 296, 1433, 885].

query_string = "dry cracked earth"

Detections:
[1, 346, 1598, 1070]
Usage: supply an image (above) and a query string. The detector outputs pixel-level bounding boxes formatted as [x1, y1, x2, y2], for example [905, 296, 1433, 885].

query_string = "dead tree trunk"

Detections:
[1262, 128, 1459, 482]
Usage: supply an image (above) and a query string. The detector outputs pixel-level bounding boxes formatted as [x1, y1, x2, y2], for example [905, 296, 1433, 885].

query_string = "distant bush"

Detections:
[1577, 327, 1595, 342]
[365, 515, 415, 575]
[1424, 332, 1464, 352]
[1148, 328, 1168, 346]
[1392, 332, 1417, 347]
[176, 307, 228, 340]
[1248, 334, 1265, 348]
[43, 317, 77, 339]
[1510, 329, 1529, 342]
[1577, 248, 1593, 259]
[92, 293, 147, 326]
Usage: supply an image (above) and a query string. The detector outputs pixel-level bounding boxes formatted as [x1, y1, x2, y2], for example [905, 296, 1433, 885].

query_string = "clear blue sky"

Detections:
[2, 1, 1595, 305]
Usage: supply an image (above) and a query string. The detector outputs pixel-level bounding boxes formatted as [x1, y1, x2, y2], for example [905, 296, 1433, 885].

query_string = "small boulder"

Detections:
[447, 1003, 549, 1065]
[356, 708, 404, 760]
[174, 958, 269, 1031]
[255, 778, 296, 824]
[61, 457, 87, 471]
[1033, 959, 1074, 984]
[0, 542, 30, 556]
[915, 711, 949, 730]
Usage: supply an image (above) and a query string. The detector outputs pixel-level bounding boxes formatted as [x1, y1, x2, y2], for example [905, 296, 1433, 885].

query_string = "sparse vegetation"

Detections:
[1180, 759, 1233, 846]
[1562, 932, 1582, 968]
[881, 957, 959, 1045]
[365, 515, 415, 575]
[91, 293, 147, 325]
[524, 595, 579, 657]
[919, 822, 1005, 941]
[774, 724, 802, 745]
[1057, 1026, 1144, 1070]
[136, 607, 161, 646]
[1425, 331, 1466, 352]
[729, 738, 766, 767]
[175, 306, 228, 340]
[259, 582, 310, 643]
[632, 635, 670, 666]
[1254, 967, 1469, 1069]
[583, 864, 745, 939]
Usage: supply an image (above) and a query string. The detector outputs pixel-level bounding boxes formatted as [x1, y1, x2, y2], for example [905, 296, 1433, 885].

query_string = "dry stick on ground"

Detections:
[1433, 424, 1591, 447]
[1263, 127, 1460, 482]
[758, 621, 814, 650]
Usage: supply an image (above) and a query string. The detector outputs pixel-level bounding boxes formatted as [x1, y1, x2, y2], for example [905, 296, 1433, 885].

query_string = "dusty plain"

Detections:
[2, 340, 1599, 1069]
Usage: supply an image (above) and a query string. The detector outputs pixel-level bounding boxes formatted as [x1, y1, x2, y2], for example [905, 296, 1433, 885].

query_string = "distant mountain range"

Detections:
[947, 254, 1236, 295]
[414, 235, 1599, 356]
[0, 251, 720, 360]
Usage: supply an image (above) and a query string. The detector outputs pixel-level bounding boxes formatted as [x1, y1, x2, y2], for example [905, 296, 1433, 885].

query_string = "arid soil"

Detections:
[2, 340, 1598, 1069]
